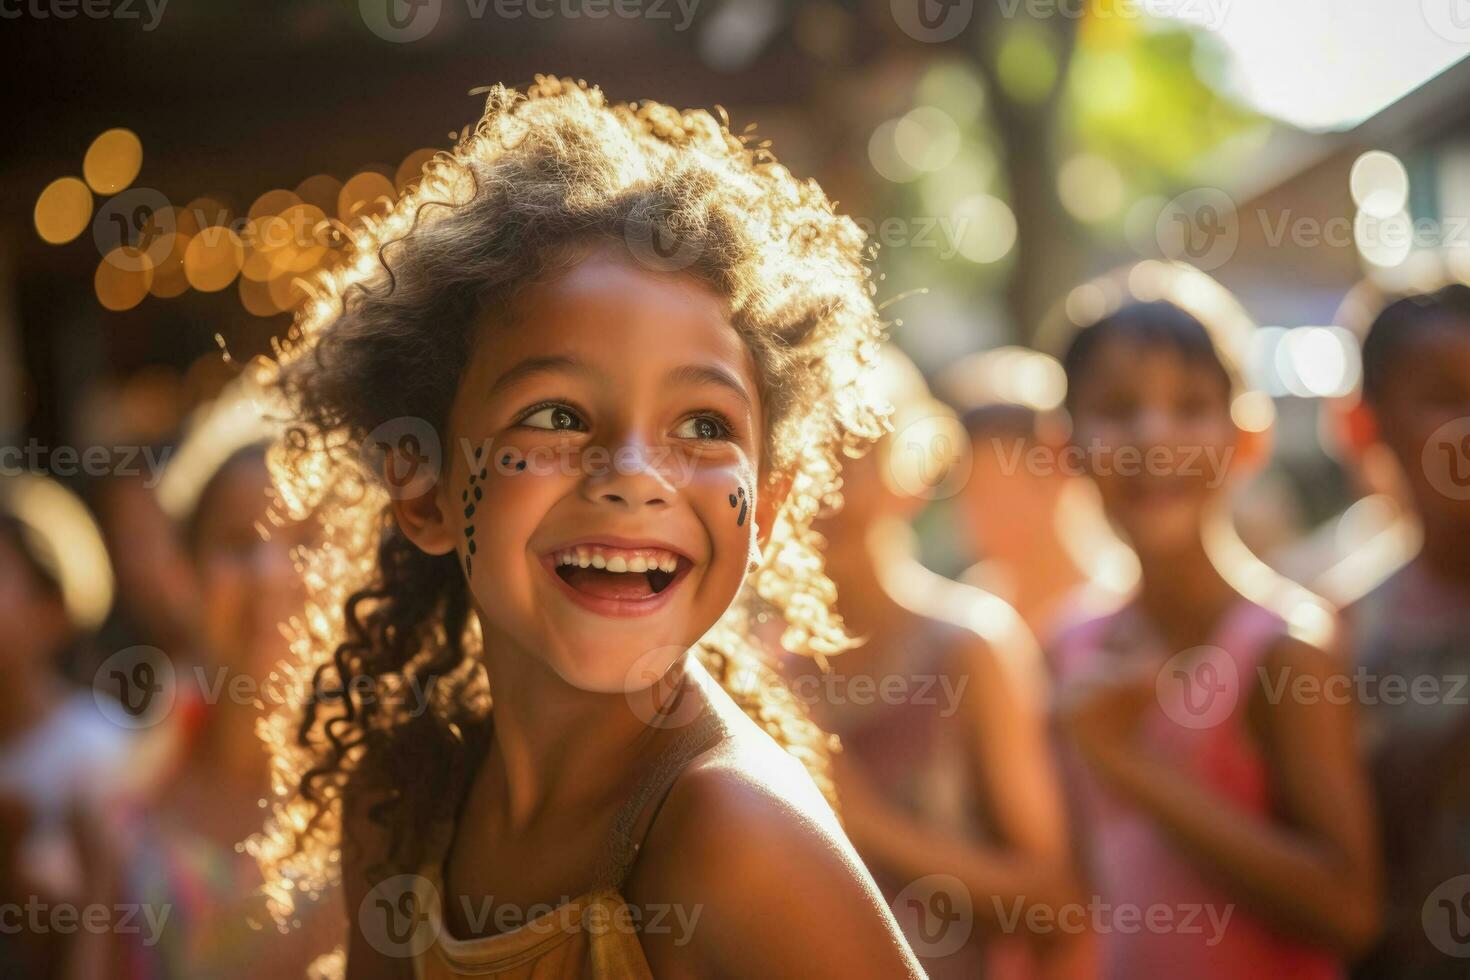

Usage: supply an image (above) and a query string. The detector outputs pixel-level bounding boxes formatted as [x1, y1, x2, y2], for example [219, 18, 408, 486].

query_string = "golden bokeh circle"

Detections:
[34, 177, 94, 245]
[95, 247, 155, 311]
[184, 227, 245, 292]
[83, 129, 143, 195]
[148, 233, 192, 298]
[338, 172, 396, 224]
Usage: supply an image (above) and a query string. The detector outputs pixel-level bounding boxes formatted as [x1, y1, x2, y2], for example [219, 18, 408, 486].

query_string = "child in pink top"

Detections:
[1046, 271, 1381, 979]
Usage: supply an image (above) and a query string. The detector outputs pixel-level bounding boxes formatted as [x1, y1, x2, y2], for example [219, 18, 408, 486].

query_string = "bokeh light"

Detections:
[338, 172, 396, 223]
[1349, 150, 1409, 219]
[34, 177, 94, 244]
[1057, 154, 1126, 223]
[184, 227, 245, 292]
[83, 128, 143, 195]
[953, 194, 1018, 264]
[95, 246, 154, 311]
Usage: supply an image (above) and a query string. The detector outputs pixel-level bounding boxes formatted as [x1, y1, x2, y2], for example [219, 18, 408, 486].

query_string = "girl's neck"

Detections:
[1005, 527, 1089, 627]
[1132, 530, 1239, 650]
[824, 532, 912, 652]
[479, 628, 685, 831]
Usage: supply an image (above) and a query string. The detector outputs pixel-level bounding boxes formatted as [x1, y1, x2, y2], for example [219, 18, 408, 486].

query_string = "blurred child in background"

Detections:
[1047, 264, 1381, 979]
[117, 386, 341, 978]
[785, 346, 1082, 979]
[0, 474, 130, 979]
[1337, 284, 1470, 980]
[936, 347, 1133, 652]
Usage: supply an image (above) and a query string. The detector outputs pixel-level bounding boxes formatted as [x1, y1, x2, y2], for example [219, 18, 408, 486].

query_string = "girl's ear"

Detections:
[754, 468, 793, 553]
[389, 453, 458, 556]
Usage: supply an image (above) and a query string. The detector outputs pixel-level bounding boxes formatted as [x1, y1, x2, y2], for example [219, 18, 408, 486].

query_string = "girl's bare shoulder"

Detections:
[624, 719, 922, 977]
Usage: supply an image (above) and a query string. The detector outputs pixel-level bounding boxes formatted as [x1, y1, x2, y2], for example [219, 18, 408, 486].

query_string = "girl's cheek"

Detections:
[453, 443, 554, 583]
[688, 459, 759, 573]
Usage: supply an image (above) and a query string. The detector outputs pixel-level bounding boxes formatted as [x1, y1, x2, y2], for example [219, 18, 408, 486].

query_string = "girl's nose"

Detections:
[1133, 406, 1175, 445]
[583, 438, 674, 510]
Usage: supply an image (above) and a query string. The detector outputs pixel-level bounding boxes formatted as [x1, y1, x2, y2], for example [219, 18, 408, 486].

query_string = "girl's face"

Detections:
[1067, 337, 1237, 555]
[429, 249, 767, 693]
[192, 456, 315, 679]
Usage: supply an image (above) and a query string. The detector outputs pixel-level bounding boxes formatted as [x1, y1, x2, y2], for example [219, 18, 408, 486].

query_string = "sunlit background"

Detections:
[6, 0, 1470, 574]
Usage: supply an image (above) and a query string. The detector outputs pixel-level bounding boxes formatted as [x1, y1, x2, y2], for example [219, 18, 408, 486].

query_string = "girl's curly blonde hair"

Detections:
[248, 76, 890, 925]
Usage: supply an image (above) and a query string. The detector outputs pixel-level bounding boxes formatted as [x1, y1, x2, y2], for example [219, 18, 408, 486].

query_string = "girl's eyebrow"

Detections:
[488, 355, 751, 410]
[488, 355, 587, 396]
[666, 363, 753, 411]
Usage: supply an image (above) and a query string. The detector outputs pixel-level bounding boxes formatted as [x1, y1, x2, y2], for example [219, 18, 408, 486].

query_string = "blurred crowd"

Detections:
[2, 260, 1468, 979]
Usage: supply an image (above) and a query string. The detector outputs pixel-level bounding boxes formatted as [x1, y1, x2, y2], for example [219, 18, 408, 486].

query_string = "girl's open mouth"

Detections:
[542, 543, 692, 616]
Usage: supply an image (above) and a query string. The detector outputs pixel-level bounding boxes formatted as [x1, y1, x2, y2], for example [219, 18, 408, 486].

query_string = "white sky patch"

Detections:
[1154, 0, 1470, 131]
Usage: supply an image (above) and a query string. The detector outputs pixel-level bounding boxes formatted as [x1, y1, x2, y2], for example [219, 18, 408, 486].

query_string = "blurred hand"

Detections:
[1054, 658, 1156, 751]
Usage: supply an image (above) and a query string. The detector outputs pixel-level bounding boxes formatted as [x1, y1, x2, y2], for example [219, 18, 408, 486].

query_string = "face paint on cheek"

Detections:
[727, 485, 748, 527]
[462, 446, 489, 578]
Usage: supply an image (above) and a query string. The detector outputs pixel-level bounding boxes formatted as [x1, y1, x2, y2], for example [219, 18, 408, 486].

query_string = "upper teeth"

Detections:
[555, 547, 679, 573]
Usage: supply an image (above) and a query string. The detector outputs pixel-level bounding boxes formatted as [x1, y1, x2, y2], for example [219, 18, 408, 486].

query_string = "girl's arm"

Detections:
[1060, 636, 1382, 955]
[340, 787, 417, 980]
[835, 626, 1080, 939]
[628, 751, 925, 980]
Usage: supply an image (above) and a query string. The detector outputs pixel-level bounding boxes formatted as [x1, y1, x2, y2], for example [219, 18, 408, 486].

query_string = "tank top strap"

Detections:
[1212, 598, 1290, 674]
[595, 709, 727, 890]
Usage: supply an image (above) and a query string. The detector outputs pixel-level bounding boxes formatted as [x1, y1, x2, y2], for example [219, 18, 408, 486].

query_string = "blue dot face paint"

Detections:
[729, 485, 747, 527]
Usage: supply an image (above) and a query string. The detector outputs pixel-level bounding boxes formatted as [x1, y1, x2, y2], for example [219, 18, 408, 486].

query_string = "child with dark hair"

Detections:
[1047, 265, 1381, 979]
[938, 347, 1133, 652]
[252, 77, 923, 978]
[0, 475, 130, 978]
[1339, 284, 1470, 980]
[785, 346, 1081, 979]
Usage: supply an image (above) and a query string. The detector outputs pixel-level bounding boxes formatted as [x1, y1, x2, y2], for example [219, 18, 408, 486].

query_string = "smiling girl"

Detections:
[249, 77, 923, 979]
[1044, 264, 1381, 979]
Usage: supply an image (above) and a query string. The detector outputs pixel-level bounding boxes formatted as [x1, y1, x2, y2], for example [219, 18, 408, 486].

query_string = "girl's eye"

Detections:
[674, 414, 731, 440]
[520, 404, 586, 431]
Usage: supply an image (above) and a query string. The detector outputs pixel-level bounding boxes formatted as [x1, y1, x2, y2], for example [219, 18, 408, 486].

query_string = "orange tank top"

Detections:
[411, 710, 726, 979]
